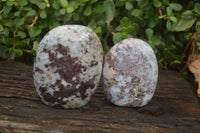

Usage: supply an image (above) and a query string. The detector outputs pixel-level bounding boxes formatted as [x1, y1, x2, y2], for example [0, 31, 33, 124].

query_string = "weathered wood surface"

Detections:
[0, 61, 200, 133]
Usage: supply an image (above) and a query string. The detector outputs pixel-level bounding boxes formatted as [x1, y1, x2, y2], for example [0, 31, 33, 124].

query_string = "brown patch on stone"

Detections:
[44, 64, 49, 68]
[39, 87, 66, 108]
[90, 61, 98, 67]
[53, 79, 95, 100]
[39, 78, 95, 108]
[43, 48, 48, 53]
[85, 49, 88, 54]
[34, 67, 44, 74]
[40, 43, 96, 107]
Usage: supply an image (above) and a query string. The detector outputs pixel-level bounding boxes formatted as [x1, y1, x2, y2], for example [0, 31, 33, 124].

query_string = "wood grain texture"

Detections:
[0, 61, 200, 133]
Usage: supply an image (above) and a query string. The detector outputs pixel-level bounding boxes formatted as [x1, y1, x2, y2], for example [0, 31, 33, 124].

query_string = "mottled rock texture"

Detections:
[103, 38, 158, 107]
[33, 25, 103, 109]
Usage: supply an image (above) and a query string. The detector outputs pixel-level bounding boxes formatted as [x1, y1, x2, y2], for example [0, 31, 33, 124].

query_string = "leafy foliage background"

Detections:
[0, 0, 200, 70]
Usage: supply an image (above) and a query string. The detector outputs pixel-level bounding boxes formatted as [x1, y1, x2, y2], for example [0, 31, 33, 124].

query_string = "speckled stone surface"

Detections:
[33, 25, 103, 109]
[103, 38, 158, 107]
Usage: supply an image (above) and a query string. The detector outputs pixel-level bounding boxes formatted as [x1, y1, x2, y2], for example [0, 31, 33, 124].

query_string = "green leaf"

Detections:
[38, 19, 48, 29]
[16, 0, 28, 7]
[79, 0, 89, 6]
[193, 3, 200, 15]
[89, 0, 98, 4]
[60, 0, 68, 8]
[4, 19, 14, 27]
[145, 28, 153, 40]
[93, 4, 105, 14]
[28, 26, 42, 38]
[113, 33, 123, 43]
[52, 0, 60, 9]
[59, 9, 66, 15]
[26, 10, 36, 17]
[125, 1, 133, 10]
[120, 17, 129, 27]
[169, 60, 181, 65]
[9, 47, 14, 54]
[138, 0, 149, 8]
[17, 31, 26, 39]
[32, 41, 39, 56]
[0, 24, 3, 31]
[159, 15, 165, 19]
[166, 20, 172, 31]
[172, 18, 197, 32]
[131, 23, 139, 31]
[169, 16, 177, 22]
[40, 10, 47, 18]
[116, 0, 125, 7]
[37, 2, 47, 9]
[172, 10, 197, 31]
[95, 26, 102, 34]
[148, 19, 157, 28]
[67, 7, 74, 13]
[170, 3, 182, 11]
[3, 6, 12, 15]
[84, 6, 92, 16]
[0, 45, 9, 59]
[181, 10, 195, 19]
[122, 32, 128, 39]
[72, 13, 79, 21]
[104, 0, 115, 24]
[14, 49, 23, 56]
[88, 19, 96, 29]
[15, 17, 25, 29]
[30, 0, 37, 4]
[132, 9, 143, 17]
[152, 35, 162, 46]
[4, 39, 14, 46]
[6, 1, 15, 6]
[3, 28, 9, 36]
[162, 0, 169, 5]
[153, 0, 161, 7]
[23, 38, 31, 46]
[124, 26, 136, 34]
[49, 19, 60, 29]
[14, 11, 20, 16]
[196, 21, 200, 32]
[15, 40, 26, 49]
[68, 0, 78, 8]
[167, 7, 173, 16]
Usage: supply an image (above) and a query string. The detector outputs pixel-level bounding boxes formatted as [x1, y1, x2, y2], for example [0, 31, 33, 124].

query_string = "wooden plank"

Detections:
[0, 61, 200, 133]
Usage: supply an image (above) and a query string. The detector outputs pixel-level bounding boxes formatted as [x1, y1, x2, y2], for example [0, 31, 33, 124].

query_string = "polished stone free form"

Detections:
[33, 25, 103, 109]
[103, 38, 158, 107]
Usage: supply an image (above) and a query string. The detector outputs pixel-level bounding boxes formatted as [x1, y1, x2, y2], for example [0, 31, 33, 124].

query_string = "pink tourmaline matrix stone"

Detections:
[34, 25, 103, 109]
[103, 38, 158, 107]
